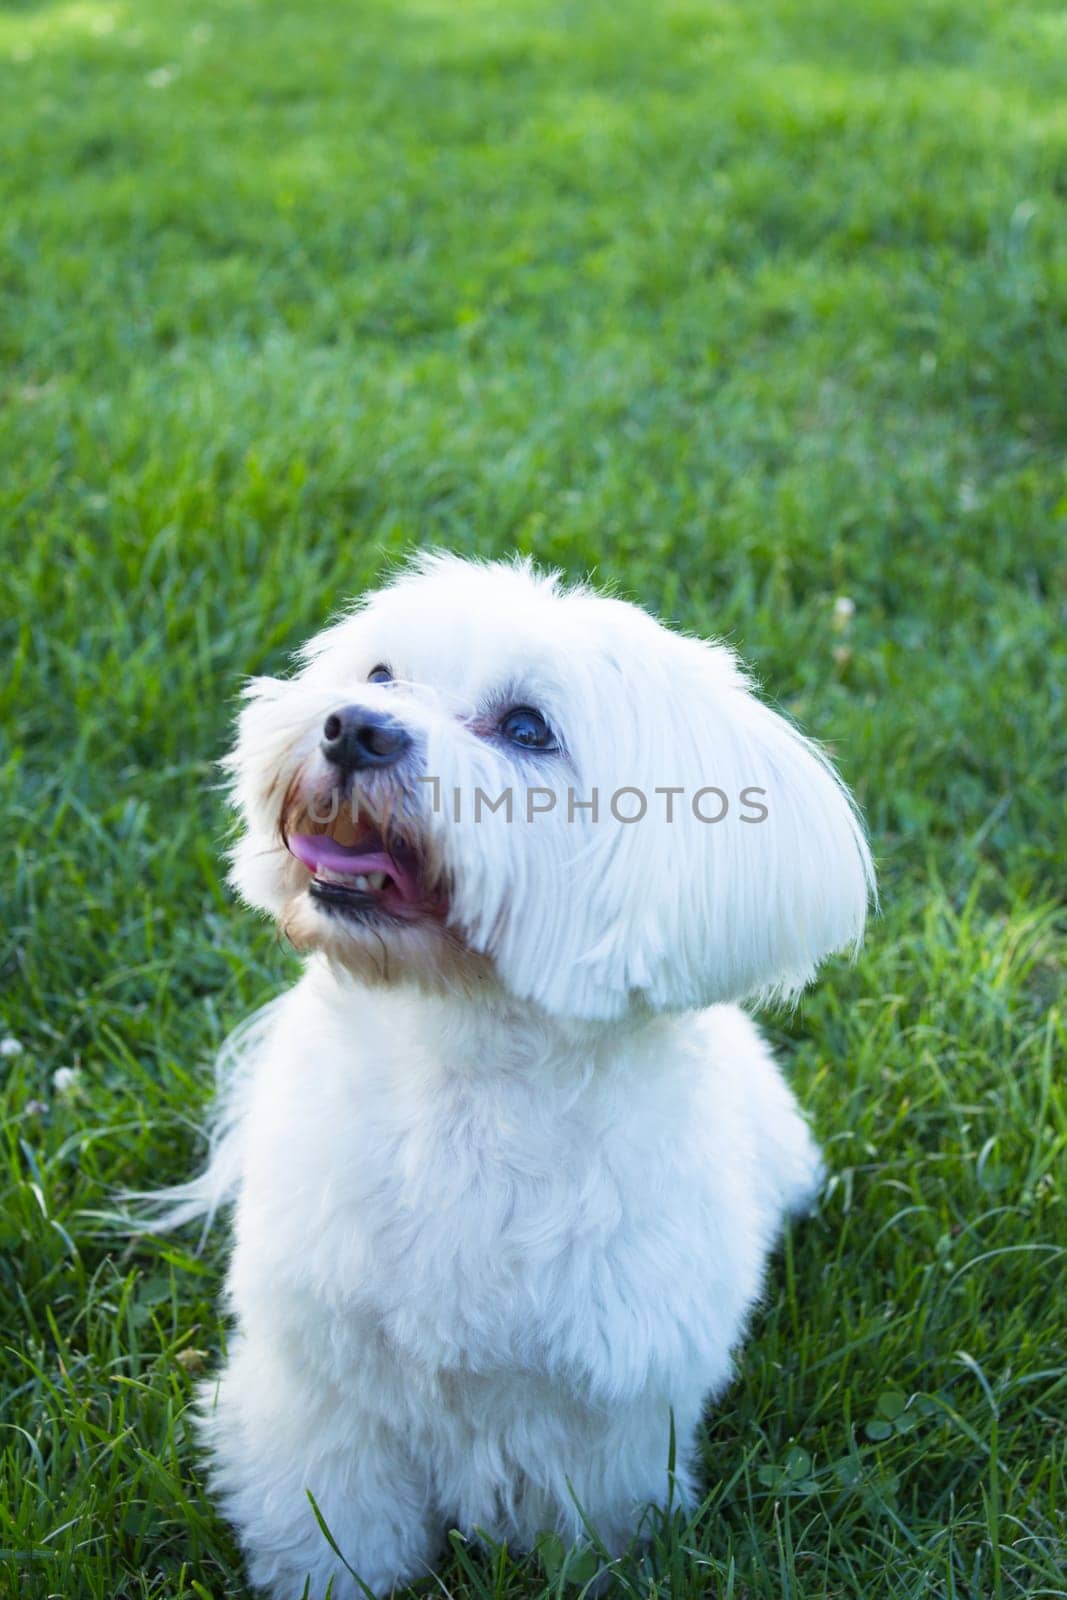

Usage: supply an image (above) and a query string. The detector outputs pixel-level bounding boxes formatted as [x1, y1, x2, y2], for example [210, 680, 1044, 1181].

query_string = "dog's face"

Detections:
[228, 555, 873, 1020]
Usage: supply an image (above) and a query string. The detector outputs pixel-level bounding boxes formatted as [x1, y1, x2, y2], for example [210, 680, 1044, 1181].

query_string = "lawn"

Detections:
[1, 0, 1065, 1595]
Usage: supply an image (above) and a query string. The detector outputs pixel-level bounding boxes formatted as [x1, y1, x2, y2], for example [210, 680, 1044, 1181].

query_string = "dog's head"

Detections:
[227, 554, 873, 1020]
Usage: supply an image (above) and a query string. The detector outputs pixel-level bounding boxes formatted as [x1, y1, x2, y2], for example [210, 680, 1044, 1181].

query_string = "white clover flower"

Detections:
[833, 596, 856, 622]
[0, 1036, 24, 1059]
[52, 1067, 82, 1095]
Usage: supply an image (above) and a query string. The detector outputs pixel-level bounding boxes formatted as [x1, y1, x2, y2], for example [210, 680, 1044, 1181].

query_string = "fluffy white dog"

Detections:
[160, 554, 873, 1598]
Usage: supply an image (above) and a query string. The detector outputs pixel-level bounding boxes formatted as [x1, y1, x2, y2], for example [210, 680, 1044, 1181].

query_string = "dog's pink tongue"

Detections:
[288, 834, 418, 901]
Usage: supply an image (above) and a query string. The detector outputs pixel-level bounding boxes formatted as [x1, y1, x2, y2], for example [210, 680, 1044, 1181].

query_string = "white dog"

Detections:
[159, 554, 873, 1598]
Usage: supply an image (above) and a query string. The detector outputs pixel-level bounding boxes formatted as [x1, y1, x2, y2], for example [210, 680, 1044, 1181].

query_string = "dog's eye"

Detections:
[367, 664, 393, 685]
[500, 707, 556, 750]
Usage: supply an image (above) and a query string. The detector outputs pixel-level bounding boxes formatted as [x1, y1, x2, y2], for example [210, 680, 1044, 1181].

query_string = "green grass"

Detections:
[2, 0, 1065, 1595]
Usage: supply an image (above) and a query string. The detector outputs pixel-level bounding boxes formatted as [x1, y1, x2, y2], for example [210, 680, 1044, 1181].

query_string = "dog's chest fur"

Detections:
[228, 966, 779, 1402]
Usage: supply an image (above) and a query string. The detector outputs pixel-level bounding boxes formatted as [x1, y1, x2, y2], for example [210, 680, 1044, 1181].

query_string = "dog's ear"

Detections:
[470, 627, 874, 1024]
[223, 673, 315, 917]
[521, 631, 874, 1021]
[625, 634, 874, 1013]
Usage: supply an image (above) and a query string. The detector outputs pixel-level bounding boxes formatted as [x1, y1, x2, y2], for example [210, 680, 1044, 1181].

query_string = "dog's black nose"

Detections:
[321, 707, 412, 771]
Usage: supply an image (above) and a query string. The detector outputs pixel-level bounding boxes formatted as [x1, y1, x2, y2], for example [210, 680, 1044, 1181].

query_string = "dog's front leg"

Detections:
[199, 1331, 439, 1599]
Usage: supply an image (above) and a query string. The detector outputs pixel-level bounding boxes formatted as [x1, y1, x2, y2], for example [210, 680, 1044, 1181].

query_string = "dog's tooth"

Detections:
[367, 871, 388, 891]
[353, 874, 370, 890]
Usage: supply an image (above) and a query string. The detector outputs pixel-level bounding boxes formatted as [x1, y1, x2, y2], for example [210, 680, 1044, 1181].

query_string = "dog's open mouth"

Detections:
[286, 810, 446, 923]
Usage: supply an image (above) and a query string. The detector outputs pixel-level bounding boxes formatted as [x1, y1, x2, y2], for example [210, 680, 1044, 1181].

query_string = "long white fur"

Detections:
[160, 554, 873, 1598]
